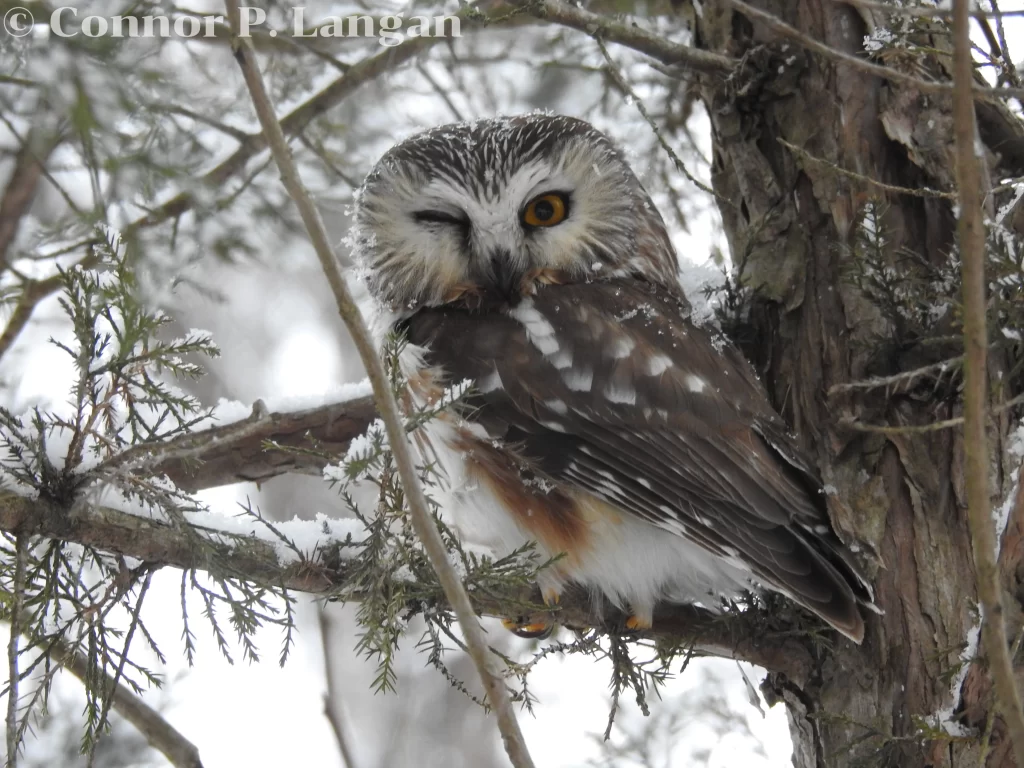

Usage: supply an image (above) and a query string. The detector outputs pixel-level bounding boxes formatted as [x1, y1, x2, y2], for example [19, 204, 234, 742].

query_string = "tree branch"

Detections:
[123, 395, 375, 493]
[0, 491, 816, 685]
[59, 638, 204, 768]
[529, 0, 734, 75]
[952, 0, 1024, 763]
[318, 607, 359, 768]
[0, 128, 63, 271]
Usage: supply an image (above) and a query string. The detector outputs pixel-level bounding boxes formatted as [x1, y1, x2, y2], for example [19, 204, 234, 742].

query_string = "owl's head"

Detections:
[351, 114, 679, 312]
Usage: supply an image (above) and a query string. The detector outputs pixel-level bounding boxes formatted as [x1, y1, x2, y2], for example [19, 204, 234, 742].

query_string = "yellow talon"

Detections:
[541, 587, 561, 606]
[501, 618, 554, 639]
[625, 615, 652, 631]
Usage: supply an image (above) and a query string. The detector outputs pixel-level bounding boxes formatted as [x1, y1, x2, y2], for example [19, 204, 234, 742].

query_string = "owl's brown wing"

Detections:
[403, 278, 872, 641]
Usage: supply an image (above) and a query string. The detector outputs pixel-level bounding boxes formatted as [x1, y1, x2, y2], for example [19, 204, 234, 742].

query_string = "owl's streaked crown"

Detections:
[351, 114, 679, 312]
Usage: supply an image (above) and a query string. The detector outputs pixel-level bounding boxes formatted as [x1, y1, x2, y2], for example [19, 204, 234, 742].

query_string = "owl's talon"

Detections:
[541, 587, 561, 606]
[624, 615, 653, 631]
[501, 617, 555, 639]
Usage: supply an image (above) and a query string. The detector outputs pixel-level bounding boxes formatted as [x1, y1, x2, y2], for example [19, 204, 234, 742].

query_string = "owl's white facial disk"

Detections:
[352, 115, 679, 311]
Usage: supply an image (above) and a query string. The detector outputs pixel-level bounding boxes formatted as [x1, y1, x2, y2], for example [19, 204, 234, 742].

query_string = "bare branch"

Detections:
[59, 638, 204, 768]
[838, 392, 1024, 435]
[5, 536, 27, 768]
[596, 38, 720, 202]
[529, 0, 735, 75]
[952, 0, 1024, 762]
[0, 278, 60, 363]
[125, 396, 373, 492]
[223, 4, 537, 766]
[0, 129, 63, 271]
[318, 607, 359, 768]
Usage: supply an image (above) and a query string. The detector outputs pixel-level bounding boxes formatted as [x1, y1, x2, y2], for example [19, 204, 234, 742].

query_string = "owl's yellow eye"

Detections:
[522, 193, 569, 228]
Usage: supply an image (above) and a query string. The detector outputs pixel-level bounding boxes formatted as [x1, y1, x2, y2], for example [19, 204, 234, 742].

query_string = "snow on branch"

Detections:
[0, 488, 816, 683]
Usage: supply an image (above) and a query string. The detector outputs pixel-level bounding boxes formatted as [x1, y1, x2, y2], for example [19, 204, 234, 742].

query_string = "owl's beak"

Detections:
[482, 247, 525, 300]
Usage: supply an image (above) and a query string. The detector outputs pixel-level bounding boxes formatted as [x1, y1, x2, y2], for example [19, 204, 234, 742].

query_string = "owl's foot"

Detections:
[501, 585, 561, 639]
[501, 618, 555, 639]
[624, 610, 653, 632]
[541, 586, 561, 606]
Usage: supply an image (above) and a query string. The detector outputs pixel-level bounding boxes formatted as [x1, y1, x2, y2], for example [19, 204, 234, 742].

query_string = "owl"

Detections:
[351, 114, 874, 642]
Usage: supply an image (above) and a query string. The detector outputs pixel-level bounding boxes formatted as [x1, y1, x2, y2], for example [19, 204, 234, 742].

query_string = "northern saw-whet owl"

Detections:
[351, 114, 874, 642]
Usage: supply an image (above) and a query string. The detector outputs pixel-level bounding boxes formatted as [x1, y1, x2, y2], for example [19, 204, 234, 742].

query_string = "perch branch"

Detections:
[952, 0, 1024, 763]
[0, 491, 816, 685]
[223, 4, 536, 766]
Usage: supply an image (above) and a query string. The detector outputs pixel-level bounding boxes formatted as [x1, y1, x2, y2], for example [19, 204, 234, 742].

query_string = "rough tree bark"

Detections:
[689, 1, 1024, 765]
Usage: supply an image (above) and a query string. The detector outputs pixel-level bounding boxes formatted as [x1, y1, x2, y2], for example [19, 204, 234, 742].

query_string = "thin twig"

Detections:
[839, 392, 1024, 435]
[4, 536, 27, 768]
[952, 0, 1024, 763]
[89, 572, 154, 768]
[58, 637, 203, 768]
[318, 606, 359, 768]
[778, 138, 958, 200]
[829, 357, 963, 395]
[223, 6, 536, 767]
[596, 38, 721, 203]
[984, 0, 1021, 89]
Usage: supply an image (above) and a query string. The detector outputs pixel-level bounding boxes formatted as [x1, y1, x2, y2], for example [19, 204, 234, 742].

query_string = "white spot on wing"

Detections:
[609, 336, 636, 359]
[563, 367, 594, 391]
[549, 348, 573, 369]
[686, 375, 707, 393]
[646, 354, 673, 376]
[540, 420, 568, 433]
[544, 399, 568, 415]
[604, 383, 637, 405]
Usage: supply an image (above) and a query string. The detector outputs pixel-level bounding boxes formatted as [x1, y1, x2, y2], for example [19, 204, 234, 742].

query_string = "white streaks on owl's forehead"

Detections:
[364, 114, 620, 199]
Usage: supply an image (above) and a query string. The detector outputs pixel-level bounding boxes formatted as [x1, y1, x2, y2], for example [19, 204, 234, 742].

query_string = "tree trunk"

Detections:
[691, 1, 1024, 765]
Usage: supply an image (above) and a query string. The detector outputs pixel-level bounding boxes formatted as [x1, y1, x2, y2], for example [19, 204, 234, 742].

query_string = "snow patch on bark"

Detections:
[928, 421, 1024, 736]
